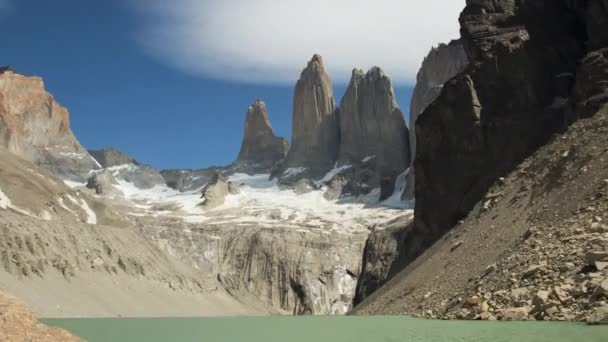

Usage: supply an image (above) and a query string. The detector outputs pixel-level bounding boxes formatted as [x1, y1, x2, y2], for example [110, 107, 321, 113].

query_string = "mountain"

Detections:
[278, 54, 340, 181]
[234, 99, 289, 172]
[0, 69, 100, 181]
[354, 0, 608, 322]
[338, 67, 410, 199]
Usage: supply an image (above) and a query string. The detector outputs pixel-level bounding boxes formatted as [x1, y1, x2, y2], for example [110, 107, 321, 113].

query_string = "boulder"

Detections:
[501, 307, 531, 321]
[201, 173, 229, 209]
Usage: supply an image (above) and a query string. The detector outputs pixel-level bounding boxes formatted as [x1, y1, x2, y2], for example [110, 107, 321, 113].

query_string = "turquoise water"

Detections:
[42, 316, 607, 342]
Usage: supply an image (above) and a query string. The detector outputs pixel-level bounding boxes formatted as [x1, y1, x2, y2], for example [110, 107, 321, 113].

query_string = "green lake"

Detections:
[41, 316, 608, 342]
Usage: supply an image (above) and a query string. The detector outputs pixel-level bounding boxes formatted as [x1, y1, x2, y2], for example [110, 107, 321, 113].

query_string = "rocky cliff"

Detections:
[354, 0, 608, 321]
[409, 0, 588, 264]
[235, 99, 289, 172]
[338, 67, 410, 197]
[0, 70, 99, 181]
[279, 55, 339, 181]
[142, 218, 369, 315]
[403, 41, 468, 199]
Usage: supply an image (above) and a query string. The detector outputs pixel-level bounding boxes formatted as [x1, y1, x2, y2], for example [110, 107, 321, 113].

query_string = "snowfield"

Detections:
[107, 170, 412, 232]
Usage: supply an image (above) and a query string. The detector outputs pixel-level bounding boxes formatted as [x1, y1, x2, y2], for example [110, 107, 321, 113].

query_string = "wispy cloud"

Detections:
[130, 0, 463, 85]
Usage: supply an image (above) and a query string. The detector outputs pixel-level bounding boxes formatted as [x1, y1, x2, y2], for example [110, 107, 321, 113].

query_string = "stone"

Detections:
[465, 295, 482, 306]
[338, 67, 410, 194]
[501, 307, 531, 321]
[553, 286, 572, 304]
[533, 290, 551, 308]
[587, 304, 608, 325]
[279, 55, 339, 179]
[595, 277, 608, 297]
[227, 182, 240, 195]
[511, 288, 530, 300]
[235, 99, 289, 171]
[294, 178, 316, 195]
[404, 40, 468, 199]
[524, 265, 544, 278]
[479, 312, 497, 320]
[200, 173, 229, 209]
[586, 251, 608, 265]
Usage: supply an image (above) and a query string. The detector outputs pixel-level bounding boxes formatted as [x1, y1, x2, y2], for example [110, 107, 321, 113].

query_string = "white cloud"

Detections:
[131, 0, 463, 85]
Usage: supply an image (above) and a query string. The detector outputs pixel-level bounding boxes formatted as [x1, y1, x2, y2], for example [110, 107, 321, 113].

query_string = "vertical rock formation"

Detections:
[235, 99, 289, 171]
[403, 41, 468, 199]
[279, 54, 339, 180]
[0, 70, 99, 180]
[338, 67, 410, 194]
[406, 0, 592, 265]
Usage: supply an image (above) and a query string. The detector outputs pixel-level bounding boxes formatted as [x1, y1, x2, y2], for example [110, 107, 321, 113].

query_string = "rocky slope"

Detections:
[0, 290, 82, 341]
[0, 70, 100, 181]
[354, 0, 608, 322]
[354, 101, 608, 323]
[235, 99, 289, 172]
[403, 40, 468, 199]
[0, 147, 258, 317]
[279, 55, 339, 181]
[338, 67, 410, 199]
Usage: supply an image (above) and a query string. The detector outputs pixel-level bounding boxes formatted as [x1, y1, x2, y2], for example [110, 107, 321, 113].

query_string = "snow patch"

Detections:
[63, 180, 86, 189]
[362, 155, 375, 163]
[0, 187, 10, 209]
[78, 199, 97, 225]
[316, 164, 352, 185]
[381, 169, 412, 209]
[282, 167, 306, 178]
[0, 186, 37, 217]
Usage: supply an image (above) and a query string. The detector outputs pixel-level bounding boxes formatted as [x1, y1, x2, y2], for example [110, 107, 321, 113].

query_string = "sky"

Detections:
[0, 0, 462, 169]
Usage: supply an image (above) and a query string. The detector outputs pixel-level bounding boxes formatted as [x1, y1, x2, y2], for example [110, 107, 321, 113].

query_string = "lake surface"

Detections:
[42, 316, 607, 342]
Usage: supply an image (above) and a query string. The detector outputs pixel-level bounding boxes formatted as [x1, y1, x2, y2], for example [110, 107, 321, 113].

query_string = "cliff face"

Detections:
[236, 99, 289, 171]
[338, 67, 410, 194]
[411, 0, 587, 253]
[279, 55, 339, 180]
[404, 41, 468, 199]
[0, 71, 99, 181]
[354, 0, 608, 318]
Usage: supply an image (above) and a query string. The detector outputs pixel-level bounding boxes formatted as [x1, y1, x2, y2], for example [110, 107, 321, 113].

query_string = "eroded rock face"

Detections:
[279, 55, 339, 179]
[411, 0, 587, 253]
[89, 147, 138, 168]
[0, 71, 99, 180]
[142, 220, 368, 315]
[338, 67, 410, 196]
[404, 41, 468, 199]
[236, 99, 289, 171]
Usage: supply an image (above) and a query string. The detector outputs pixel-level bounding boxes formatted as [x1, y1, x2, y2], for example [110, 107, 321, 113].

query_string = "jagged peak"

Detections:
[300, 54, 329, 79]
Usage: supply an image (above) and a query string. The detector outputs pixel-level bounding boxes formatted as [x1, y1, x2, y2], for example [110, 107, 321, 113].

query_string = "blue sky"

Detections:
[0, 0, 461, 169]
